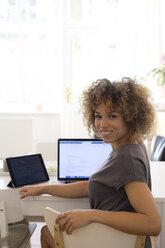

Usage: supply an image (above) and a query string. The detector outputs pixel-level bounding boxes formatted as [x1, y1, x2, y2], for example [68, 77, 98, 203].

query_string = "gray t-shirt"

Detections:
[88, 143, 151, 212]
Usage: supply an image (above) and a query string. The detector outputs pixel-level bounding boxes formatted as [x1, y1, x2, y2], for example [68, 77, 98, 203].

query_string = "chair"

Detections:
[44, 207, 146, 248]
[150, 135, 165, 161]
[0, 189, 23, 237]
[35, 142, 57, 161]
[0, 189, 36, 248]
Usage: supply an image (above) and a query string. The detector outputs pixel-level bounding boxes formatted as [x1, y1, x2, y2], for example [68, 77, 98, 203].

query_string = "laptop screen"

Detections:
[57, 138, 112, 181]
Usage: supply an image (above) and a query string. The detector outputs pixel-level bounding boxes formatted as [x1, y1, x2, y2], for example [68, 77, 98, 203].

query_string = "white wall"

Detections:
[0, 112, 61, 163]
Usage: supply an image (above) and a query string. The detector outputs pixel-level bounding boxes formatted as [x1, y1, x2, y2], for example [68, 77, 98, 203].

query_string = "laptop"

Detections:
[57, 138, 112, 183]
[6, 154, 50, 188]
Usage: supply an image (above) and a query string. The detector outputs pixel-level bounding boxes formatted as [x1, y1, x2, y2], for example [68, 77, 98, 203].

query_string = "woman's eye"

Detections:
[95, 115, 101, 119]
[109, 114, 116, 119]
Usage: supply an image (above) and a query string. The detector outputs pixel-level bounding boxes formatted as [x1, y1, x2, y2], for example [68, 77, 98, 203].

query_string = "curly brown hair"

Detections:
[80, 77, 156, 142]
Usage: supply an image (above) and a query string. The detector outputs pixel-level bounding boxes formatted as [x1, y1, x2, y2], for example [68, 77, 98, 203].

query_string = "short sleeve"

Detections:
[112, 152, 147, 190]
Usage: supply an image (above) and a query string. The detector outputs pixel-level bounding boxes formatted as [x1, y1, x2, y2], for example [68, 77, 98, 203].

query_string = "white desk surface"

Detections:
[1, 161, 165, 197]
[0, 162, 165, 204]
[150, 162, 165, 200]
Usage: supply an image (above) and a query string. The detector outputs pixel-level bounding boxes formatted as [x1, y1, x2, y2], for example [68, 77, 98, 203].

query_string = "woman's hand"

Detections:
[19, 185, 43, 199]
[56, 209, 93, 234]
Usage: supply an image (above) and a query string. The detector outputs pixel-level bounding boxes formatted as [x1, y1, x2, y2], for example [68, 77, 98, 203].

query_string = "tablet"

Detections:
[6, 154, 50, 188]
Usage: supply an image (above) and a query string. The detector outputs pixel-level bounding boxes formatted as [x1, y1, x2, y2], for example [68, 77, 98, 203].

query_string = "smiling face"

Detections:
[94, 103, 134, 150]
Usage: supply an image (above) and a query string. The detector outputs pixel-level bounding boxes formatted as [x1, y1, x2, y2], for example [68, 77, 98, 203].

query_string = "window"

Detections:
[0, 0, 63, 111]
[0, 0, 164, 113]
[65, 0, 131, 104]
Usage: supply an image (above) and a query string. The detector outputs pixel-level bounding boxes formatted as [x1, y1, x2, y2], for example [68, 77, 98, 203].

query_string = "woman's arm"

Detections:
[92, 182, 161, 236]
[57, 182, 161, 236]
[19, 181, 88, 199]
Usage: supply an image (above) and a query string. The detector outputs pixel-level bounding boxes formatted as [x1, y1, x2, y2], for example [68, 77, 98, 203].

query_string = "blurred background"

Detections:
[0, 0, 165, 170]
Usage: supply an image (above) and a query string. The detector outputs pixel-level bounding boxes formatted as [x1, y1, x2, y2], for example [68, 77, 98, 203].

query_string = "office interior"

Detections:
[0, 0, 165, 172]
[0, 0, 165, 247]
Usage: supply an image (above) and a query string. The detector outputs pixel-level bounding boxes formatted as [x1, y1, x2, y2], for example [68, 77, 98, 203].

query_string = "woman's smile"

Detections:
[100, 130, 113, 138]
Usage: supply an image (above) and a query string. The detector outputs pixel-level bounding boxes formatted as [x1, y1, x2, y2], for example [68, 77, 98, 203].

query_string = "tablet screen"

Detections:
[6, 154, 49, 187]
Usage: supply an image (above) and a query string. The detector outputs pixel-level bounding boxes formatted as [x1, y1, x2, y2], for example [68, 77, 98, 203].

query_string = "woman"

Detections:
[20, 78, 161, 248]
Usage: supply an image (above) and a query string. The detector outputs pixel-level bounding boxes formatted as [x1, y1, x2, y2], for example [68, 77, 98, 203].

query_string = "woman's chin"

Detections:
[101, 137, 112, 143]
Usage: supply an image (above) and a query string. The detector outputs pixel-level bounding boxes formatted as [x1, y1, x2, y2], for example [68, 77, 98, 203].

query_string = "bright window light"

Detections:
[0, 0, 164, 112]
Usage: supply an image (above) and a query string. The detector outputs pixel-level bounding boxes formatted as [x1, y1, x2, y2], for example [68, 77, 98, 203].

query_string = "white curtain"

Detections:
[118, 0, 163, 78]
[134, 0, 163, 74]
[0, 0, 164, 110]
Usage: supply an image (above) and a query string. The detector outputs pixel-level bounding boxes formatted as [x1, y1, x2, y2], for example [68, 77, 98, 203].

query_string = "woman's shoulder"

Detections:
[111, 143, 147, 166]
[113, 143, 145, 156]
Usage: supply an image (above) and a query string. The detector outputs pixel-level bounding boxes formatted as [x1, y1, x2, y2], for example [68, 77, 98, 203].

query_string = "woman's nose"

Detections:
[100, 117, 109, 128]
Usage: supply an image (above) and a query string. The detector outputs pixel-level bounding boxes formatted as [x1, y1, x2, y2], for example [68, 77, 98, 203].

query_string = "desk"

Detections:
[0, 219, 36, 248]
[0, 162, 165, 248]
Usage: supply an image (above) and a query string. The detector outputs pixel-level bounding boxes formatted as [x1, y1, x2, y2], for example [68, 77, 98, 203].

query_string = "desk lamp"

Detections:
[0, 189, 23, 238]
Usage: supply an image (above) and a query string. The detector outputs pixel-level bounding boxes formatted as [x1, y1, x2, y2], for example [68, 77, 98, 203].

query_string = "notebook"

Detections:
[6, 154, 50, 188]
[57, 138, 112, 183]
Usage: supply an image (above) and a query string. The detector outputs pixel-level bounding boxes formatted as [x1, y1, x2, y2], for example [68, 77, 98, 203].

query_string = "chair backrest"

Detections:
[35, 142, 57, 161]
[150, 135, 165, 161]
[44, 207, 145, 248]
[0, 189, 23, 238]
[0, 189, 23, 224]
